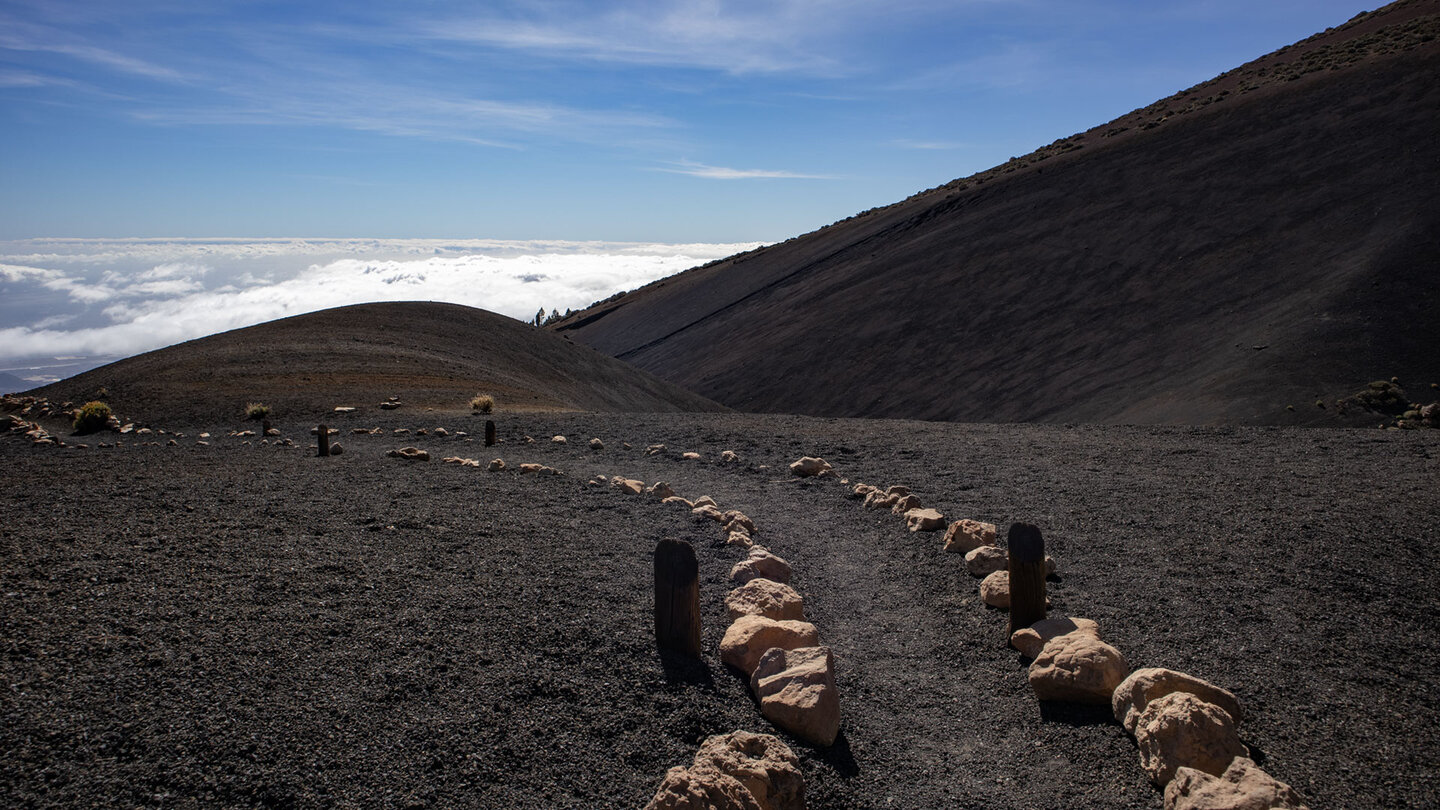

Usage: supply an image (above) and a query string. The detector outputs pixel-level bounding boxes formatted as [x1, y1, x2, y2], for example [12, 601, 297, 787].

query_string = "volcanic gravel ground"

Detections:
[3, 411, 1438, 808]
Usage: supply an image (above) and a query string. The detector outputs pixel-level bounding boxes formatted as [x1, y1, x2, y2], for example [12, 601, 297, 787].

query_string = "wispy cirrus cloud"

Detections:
[657, 161, 837, 180]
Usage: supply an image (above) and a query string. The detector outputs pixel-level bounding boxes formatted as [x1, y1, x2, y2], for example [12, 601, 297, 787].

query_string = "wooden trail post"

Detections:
[654, 538, 702, 658]
[484, 420, 496, 447]
[316, 424, 330, 457]
[1007, 522, 1047, 641]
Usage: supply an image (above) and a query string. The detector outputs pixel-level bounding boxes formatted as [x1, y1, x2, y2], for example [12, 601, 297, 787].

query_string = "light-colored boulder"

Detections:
[720, 615, 819, 676]
[723, 511, 757, 535]
[904, 508, 946, 532]
[730, 547, 793, 585]
[519, 463, 545, 474]
[617, 478, 645, 495]
[890, 494, 922, 515]
[663, 496, 694, 508]
[850, 483, 876, 500]
[721, 450, 740, 463]
[1165, 757, 1309, 810]
[328, 442, 344, 455]
[433, 427, 448, 436]
[863, 490, 898, 510]
[789, 457, 831, 477]
[1135, 691, 1249, 786]
[644, 765, 759, 810]
[693, 504, 724, 522]
[645, 443, 666, 455]
[645, 731, 804, 810]
[648, 481, 676, 499]
[589, 437, 604, 450]
[1028, 632, 1130, 704]
[693, 495, 718, 508]
[943, 519, 997, 554]
[726, 530, 755, 548]
[726, 579, 805, 622]
[1009, 617, 1101, 658]
[1113, 668, 1244, 734]
[488, 458, 505, 471]
[750, 646, 841, 747]
[884, 485, 911, 498]
[588, 475, 608, 486]
[551, 435, 567, 444]
[965, 545, 1008, 577]
[682, 451, 702, 460]
[386, 447, 430, 461]
[980, 570, 1011, 608]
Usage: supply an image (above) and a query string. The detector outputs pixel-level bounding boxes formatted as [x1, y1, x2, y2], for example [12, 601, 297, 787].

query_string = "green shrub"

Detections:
[470, 394, 495, 414]
[245, 402, 271, 421]
[73, 401, 112, 434]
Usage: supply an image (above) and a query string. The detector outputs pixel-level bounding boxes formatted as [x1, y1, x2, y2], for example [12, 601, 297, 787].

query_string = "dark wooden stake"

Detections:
[317, 423, 330, 457]
[654, 538, 701, 658]
[484, 419, 496, 447]
[1007, 522, 1047, 642]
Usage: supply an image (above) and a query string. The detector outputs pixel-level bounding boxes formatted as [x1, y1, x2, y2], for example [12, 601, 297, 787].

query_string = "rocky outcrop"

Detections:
[720, 615, 820, 676]
[750, 646, 841, 747]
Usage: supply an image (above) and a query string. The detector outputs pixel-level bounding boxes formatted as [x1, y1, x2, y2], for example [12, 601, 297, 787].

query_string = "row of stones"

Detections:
[803, 457, 1309, 810]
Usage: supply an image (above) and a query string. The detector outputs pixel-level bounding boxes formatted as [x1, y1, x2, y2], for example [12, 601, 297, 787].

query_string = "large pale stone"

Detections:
[663, 496, 694, 508]
[693, 504, 724, 522]
[730, 547, 792, 585]
[789, 457, 831, 477]
[691, 731, 805, 810]
[726, 530, 755, 549]
[980, 570, 1011, 608]
[905, 508, 946, 532]
[1164, 757, 1309, 810]
[750, 646, 841, 747]
[1009, 617, 1101, 658]
[617, 478, 645, 495]
[720, 615, 819, 676]
[943, 519, 997, 554]
[1113, 668, 1244, 734]
[890, 494, 922, 514]
[386, 447, 430, 461]
[519, 463, 544, 474]
[1028, 632, 1129, 704]
[551, 435, 567, 444]
[693, 496, 719, 509]
[645, 731, 804, 810]
[648, 481, 676, 499]
[645, 444, 666, 456]
[645, 766, 757, 810]
[850, 483, 877, 500]
[863, 490, 899, 510]
[723, 510, 757, 534]
[726, 579, 805, 622]
[965, 545, 1008, 577]
[488, 458, 505, 471]
[1135, 692, 1248, 786]
[589, 437, 604, 450]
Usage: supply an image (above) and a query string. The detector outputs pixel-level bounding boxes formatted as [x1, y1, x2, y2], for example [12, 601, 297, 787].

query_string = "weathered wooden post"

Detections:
[654, 538, 702, 658]
[1007, 522, 1047, 641]
[484, 419, 496, 447]
[317, 423, 330, 457]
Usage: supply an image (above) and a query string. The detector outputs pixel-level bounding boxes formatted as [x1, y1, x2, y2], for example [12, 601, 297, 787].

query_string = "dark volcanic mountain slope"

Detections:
[557, 1, 1440, 424]
[32, 302, 726, 424]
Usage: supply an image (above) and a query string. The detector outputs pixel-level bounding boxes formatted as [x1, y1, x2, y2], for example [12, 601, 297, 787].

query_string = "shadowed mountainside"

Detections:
[30, 302, 726, 425]
[556, 0, 1440, 425]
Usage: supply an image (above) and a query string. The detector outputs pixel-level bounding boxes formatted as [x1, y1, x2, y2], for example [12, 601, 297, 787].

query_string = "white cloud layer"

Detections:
[0, 238, 759, 379]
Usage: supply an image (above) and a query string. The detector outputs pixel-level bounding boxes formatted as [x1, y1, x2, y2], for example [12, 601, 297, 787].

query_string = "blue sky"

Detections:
[1, 0, 1378, 243]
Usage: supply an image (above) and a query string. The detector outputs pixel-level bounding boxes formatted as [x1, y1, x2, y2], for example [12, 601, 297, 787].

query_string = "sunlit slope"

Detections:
[557, 1, 1440, 424]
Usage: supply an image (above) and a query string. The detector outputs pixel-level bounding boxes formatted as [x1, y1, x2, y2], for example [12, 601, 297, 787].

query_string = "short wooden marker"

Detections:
[484, 419, 496, 447]
[317, 424, 330, 457]
[654, 538, 702, 658]
[1007, 522, 1047, 641]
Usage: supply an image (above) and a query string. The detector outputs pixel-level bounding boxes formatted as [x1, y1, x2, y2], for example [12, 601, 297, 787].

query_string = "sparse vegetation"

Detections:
[72, 400, 112, 434]
[471, 394, 495, 414]
[245, 402, 271, 421]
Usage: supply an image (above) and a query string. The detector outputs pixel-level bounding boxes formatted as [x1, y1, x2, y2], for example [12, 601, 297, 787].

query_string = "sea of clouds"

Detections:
[0, 237, 759, 386]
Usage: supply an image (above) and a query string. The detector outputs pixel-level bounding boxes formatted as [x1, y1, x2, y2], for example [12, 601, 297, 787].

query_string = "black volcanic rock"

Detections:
[557, 0, 1440, 425]
[30, 302, 727, 424]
